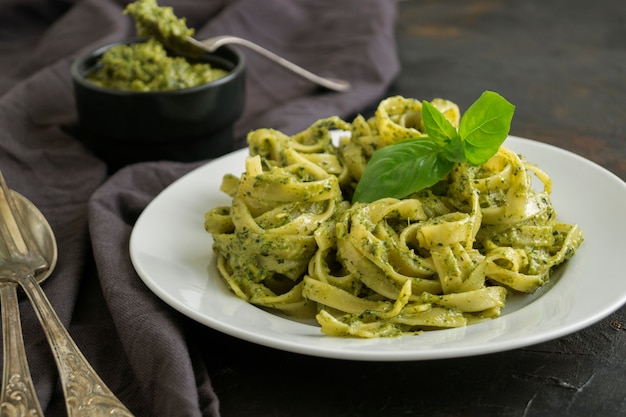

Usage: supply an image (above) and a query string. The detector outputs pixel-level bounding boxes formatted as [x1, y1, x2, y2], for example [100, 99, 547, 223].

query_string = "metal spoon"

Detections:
[138, 19, 350, 92]
[186, 35, 351, 92]
[0, 175, 134, 417]
[0, 191, 56, 417]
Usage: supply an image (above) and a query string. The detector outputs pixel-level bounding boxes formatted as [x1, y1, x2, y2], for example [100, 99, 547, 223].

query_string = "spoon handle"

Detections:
[17, 271, 134, 417]
[194, 35, 351, 92]
[0, 282, 45, 417]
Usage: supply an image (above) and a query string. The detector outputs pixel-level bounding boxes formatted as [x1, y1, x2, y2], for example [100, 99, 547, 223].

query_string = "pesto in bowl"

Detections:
[71, 39, 246, 171]
[85, 0, 227, 91]
[85, 38, 228, 91]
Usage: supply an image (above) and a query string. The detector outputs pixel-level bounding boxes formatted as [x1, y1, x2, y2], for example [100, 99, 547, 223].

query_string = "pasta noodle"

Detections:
[204, 96, 583, 338]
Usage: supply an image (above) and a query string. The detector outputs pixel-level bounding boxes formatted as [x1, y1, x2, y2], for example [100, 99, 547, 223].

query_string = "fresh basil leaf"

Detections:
[422, 99, 465, 163]
[441, 133, 465, 163]
[352, 138, 454, 203]
[458, 91, 515, 165]
[421, 100, 459, 147]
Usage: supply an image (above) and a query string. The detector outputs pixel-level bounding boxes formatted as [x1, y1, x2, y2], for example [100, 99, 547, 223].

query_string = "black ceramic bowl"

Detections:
[71, 39, 245, 171]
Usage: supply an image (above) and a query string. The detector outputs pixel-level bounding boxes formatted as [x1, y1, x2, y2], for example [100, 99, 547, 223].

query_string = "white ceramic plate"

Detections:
[129, 136, 626, 361]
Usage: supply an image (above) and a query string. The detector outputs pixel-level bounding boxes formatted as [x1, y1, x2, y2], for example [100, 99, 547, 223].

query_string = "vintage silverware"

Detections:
[0, 170, 134, 417]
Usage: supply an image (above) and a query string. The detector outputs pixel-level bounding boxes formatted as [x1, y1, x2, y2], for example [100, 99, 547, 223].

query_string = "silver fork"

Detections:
[0, 171, 135, 417]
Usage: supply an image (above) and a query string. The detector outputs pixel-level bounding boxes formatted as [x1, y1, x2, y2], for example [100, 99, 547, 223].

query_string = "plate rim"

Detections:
[129, 135, 626, 361]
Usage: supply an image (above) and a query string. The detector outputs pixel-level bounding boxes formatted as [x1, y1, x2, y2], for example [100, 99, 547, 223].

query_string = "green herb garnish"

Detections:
[352, 91, 515, 203]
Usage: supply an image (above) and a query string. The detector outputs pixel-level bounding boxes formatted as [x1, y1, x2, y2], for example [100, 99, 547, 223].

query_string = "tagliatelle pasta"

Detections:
[204, 96, 583, 338]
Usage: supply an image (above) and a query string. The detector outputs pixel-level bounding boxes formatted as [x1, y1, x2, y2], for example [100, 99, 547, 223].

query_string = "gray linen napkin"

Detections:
[0, 0, 399, 415]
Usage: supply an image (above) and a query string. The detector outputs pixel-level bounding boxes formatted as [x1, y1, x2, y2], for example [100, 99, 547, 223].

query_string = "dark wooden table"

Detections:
[202, 1, 626, 416]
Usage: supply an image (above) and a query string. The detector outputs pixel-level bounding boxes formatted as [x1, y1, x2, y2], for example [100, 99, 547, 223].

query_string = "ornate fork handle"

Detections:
[12, 265, 134, 417]
[0, 282, 44, 417]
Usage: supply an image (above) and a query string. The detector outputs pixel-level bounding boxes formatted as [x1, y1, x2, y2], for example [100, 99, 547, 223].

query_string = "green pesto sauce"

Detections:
[124, 0, 192, 49]
[86, 38, 227, 91]
[85, 0, 227, 91]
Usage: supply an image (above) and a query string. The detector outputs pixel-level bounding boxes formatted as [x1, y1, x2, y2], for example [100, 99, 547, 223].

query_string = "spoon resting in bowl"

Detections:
[124, 0, 351, 92]
[181, 35, 351, 92]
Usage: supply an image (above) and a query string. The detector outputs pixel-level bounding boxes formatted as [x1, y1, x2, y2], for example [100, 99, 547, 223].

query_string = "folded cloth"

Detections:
[0, 0, 399, 416]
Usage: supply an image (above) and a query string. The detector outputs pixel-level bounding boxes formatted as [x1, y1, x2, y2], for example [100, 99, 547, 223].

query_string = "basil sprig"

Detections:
[352, 91, 515, 203]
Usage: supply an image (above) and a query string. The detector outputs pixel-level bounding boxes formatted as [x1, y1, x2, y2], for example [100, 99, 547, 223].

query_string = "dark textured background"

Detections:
[391, 0, 625, 181]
